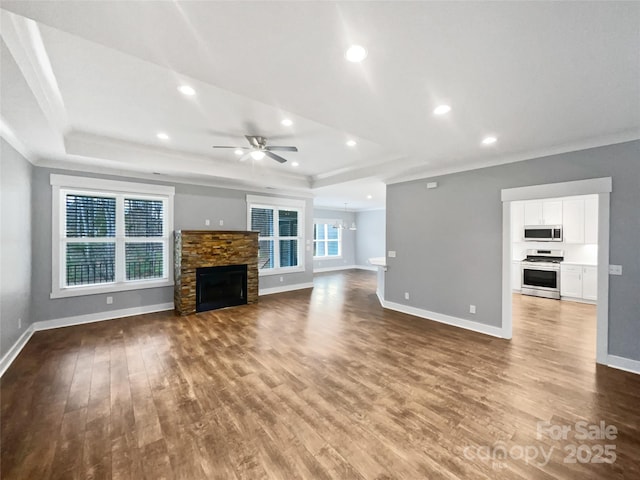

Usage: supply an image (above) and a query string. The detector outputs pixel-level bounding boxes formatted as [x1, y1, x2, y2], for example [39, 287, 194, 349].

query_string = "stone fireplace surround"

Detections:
[174, 230, 259, 315]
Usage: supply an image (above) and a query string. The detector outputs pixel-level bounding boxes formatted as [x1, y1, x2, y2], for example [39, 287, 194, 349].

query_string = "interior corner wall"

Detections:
[385, 140, 640, 361]
[30, 167, 314, 323]
[0, 138, 33, 358]
[312, 208, 357, 269]
[355, 209, 386, 266]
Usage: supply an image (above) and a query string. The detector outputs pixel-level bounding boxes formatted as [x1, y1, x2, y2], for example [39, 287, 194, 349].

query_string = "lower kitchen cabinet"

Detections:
[560, 264, 597, 302]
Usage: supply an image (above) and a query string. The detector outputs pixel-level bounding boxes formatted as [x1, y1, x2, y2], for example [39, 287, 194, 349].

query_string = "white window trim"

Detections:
[50, 174, 175, 298]
[246, 195, 306, 276]
[313, 219, 343, 259]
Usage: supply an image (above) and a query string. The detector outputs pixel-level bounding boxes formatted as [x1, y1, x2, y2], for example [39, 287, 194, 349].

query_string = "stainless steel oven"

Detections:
[521, 249, 564, 300]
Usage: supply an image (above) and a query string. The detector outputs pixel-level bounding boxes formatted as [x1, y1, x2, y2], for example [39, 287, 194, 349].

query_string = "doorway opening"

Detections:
[502, 177, 612, 364]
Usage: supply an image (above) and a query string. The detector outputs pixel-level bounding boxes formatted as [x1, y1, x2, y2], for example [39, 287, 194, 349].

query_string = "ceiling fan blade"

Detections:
[264, 151, 287, 164]
[266, 146, 298, 152]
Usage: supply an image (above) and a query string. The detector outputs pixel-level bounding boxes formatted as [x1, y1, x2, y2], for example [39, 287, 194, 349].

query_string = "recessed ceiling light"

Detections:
[156, 132, 169, 140]
[346, 140, 357, 147]
[367, 195, 372, 199]
[482, 136, 497, 145]
[234, 149, 244, 155]
[281, 118, 293, 127]
[291, 161, 299, 167]
[345, 45, 367, 63]
[250, 151, 265, 161]
[178, 85, 196, 96]
[433, 104, 451, 115]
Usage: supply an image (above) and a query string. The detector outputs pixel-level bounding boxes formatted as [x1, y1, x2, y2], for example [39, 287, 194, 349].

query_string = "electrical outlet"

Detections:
[106, 296, 113, 305]
[470, 305, 476, 314]
[388, 251, 396, 258]
[205, 219, 210, 226]
[609, 265, 622, 275]
[279, 276, 284, 283]
[404, 292, 410, 300]
[18, 318, 22, 329]
[219, 220, 224, 226]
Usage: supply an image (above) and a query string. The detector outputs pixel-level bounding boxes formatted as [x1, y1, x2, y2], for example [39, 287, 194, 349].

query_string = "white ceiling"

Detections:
[1, 2, 638, 210]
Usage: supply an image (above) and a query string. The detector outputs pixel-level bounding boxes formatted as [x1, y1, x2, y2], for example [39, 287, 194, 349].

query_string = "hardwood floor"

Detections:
[2, 270, 639, 479]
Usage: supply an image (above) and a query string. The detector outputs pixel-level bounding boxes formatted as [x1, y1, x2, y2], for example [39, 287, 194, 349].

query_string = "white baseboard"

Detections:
[0, 302, 174, 377]
[356, 265, 378, 272]
[607, 355, 640, 375]
[379, 298, 506, 338]
[33, 302, 175, 332]
[314, 264, 377, 273]
[259, 282, 314, 296]
[314, 265, 356, 273]
[0, 325, 35, 377]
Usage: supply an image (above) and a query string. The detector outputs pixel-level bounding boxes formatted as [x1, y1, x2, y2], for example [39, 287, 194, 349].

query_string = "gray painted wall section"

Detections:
[355, 209, 386, 266]
[312, 208, 356, 269]
[31, 167, 313, 323]
[386, 140, 640, 360]
[0, 139, 32, 358]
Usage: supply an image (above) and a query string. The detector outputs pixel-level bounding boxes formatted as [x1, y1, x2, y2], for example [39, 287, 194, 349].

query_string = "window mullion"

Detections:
[273, 209, 280, 269]
[115, 195, 125, 283]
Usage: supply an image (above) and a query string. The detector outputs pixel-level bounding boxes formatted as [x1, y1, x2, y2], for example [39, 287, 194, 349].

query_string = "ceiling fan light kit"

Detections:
[333, 203, 357, 231]
[213, 135, 298, 164]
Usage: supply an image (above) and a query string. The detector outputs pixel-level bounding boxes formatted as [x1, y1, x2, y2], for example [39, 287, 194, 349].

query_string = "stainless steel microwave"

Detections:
[523, 225, 563, 242]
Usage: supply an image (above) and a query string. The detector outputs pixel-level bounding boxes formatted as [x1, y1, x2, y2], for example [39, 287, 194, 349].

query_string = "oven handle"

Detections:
[521, 265, 560, 272]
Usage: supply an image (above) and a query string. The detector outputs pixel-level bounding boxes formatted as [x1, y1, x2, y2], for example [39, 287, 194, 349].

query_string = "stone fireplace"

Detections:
[174, 230, 258, 315]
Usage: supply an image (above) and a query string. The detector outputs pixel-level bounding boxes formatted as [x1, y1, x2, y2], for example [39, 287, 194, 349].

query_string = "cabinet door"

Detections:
[511, 202, 525, 242]
[543, 200, 563, 225]
[512, 262, 521, 290]
[560, 265, 582, 298]
[524, 201, 543, 226]
[562, 199, 585, 244]
[584, 196, 598, 244]
[582, 266, 598, 301]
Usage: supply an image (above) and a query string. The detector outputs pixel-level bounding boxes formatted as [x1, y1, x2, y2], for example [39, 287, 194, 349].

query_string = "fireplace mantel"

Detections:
[174, 230, 259, 315]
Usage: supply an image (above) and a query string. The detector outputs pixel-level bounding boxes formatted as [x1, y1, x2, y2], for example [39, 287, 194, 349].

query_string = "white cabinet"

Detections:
[511, 202, 524, 242]
[512, 262, 521, 291]
[582, 266, 598, 301]
[584, 196, 598, 244]
[562, 199, 585, 243]
[523, 200, 562, 226]
[561, 264, 597, 302]
[524, 202, 543, 226]
[561, 265, 583, 298]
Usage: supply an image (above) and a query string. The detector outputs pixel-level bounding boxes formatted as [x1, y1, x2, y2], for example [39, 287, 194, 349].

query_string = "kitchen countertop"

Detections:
[368, 257, 387, 267]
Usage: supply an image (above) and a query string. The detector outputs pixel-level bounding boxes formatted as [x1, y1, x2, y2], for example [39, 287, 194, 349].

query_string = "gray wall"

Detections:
[386, 140, 640, 360]
[31, 167, 313, 323]
[355, 209, 386, 266]
[312, 208, 357, 269]
[1, 139, 32, 358]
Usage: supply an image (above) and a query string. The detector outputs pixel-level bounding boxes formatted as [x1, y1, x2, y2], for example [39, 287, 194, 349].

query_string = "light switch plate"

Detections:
[609, 265, 622, 275]
[388, 251, 396, 258]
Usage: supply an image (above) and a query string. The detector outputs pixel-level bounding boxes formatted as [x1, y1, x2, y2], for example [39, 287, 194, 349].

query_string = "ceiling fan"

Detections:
[213, 135, 298, 163]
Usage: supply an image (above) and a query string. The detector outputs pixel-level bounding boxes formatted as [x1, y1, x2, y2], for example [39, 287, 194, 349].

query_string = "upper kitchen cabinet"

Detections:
[584, 196, 598, 244]
[524, 200, 563, 226]
[561, 195, 598, 244]
[562, 199, 585, 243]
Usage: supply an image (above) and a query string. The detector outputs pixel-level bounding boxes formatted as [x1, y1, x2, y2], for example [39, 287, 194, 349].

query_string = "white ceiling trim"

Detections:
[0, 115, 37, 164]
[385, 130, 640, 186]
[1, 10, 68, 135]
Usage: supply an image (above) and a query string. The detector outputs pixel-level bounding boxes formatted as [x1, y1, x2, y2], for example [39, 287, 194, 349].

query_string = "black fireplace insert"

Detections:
[196, 264, 248, 312]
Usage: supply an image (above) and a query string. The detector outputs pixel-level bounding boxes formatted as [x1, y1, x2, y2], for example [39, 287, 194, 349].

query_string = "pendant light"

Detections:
[332, 203, 357, 231]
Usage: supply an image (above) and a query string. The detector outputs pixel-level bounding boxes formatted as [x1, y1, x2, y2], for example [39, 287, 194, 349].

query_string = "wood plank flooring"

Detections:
[2, 270, 639, 479]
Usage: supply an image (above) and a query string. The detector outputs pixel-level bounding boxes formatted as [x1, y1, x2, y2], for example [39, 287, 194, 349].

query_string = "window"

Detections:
[313, 222, 342, 258]
[247, 195, 305, 275]
[51, 175, 174, 298]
